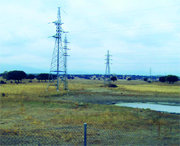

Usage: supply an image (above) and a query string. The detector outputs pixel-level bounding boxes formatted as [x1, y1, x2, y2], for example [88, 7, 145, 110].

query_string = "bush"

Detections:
[144, 78, 148, 82]
[111, 76, 117, 82]
[127, 77, 131, 81]
[108, 84, 118, 88]
[0, 80, 6, 84]
[68, 76, 74, 79]
[1, 93, 6, 97]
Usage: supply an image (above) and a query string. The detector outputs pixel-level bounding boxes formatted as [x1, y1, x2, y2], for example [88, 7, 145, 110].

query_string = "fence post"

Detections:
[84, 123, 87, 146]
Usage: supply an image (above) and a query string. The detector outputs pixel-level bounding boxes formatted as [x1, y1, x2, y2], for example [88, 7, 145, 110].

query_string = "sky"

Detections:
[0, 0, 180, 76]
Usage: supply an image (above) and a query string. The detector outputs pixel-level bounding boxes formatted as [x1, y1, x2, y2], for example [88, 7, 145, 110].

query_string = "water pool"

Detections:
[116, 102, 180, 114]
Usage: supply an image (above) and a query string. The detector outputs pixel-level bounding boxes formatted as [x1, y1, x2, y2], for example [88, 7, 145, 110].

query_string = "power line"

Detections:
[69, 21, 180, 35]
[112, 4, 180, 15]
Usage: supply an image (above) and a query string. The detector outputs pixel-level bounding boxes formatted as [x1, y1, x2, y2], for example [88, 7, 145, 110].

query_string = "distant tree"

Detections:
[48, 74, 57, 81]
[166, 75, 179, 84]
[159, 75, 179, 84]
[111, 76, 117, 82]
[68, 75, 74, 79]
[84, 76, 91, 80]
[26, 74, 35, 82]
[144, 78, 148, 82]
[7, 70, 27, 83]
[2, 71, 8, 80]
[127, 77, 131, 81]
[91, 76, 97, 80]
[37, 73, 49, 82]
[27, 74, 35, 79]
[159, 76, 166, 82]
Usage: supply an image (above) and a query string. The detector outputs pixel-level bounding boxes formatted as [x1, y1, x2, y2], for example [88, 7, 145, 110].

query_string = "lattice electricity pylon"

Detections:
[104, 50, 112, 85]
[63, 34, 70, 90]
[48, 7, 68, 91]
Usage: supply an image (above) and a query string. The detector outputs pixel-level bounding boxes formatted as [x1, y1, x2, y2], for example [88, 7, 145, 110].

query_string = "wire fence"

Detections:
[0, 123, 180, 145]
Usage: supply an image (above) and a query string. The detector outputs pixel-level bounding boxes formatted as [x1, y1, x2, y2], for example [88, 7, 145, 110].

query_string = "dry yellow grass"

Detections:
[0, 79, 180, 145]
[116, 84, 180, 94]
[1, 79, 180, 97]
[0, 79, 180, 130]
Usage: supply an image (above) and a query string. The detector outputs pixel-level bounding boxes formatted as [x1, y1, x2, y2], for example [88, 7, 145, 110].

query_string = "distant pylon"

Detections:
[48, 7, 69, 92]
[104, 50, 111, 85]
[149, 67, 152, 81]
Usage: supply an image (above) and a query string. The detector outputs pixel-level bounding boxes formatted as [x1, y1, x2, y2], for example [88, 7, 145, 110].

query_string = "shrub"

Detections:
[111, 76, 117, 82]
[1, 93, 6, 97]
[0, 80, 6, 84]
[144, 78, 148, 82]
[108, 84, 118, 88]
[127, 77, 131, 81]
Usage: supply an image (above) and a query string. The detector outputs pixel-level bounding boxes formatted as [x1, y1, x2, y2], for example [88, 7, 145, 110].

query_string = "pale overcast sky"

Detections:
[0, 0, 180, 75]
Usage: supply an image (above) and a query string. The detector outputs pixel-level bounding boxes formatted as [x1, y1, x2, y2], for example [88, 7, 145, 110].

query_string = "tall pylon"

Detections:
[104, 50, 111, 85]
[63, 34, 70, 90]
[48, 7, 69, 91]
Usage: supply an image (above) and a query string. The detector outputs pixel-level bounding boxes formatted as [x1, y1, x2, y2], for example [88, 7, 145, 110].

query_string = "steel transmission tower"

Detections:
[63, 34, 69, 90]
[48, 7, 69, 91]
[104, 50, 111, 85]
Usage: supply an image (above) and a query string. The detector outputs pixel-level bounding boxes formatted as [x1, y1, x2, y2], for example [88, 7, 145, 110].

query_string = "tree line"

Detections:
[0, 70, 179, 84]
[1, 70, 52, 83]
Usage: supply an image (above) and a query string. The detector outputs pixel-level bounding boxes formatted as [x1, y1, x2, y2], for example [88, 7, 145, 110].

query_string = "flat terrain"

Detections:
[0, 79, 180, 145]
[65, 79, 180, 104]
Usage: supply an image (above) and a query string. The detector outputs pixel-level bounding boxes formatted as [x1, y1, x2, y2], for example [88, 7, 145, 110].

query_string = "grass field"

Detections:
[0, 79, 180, 145]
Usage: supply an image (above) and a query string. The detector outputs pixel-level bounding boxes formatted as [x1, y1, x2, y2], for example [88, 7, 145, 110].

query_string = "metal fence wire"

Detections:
[0, 126, 83, 145]
[0, 123, 180, 146]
